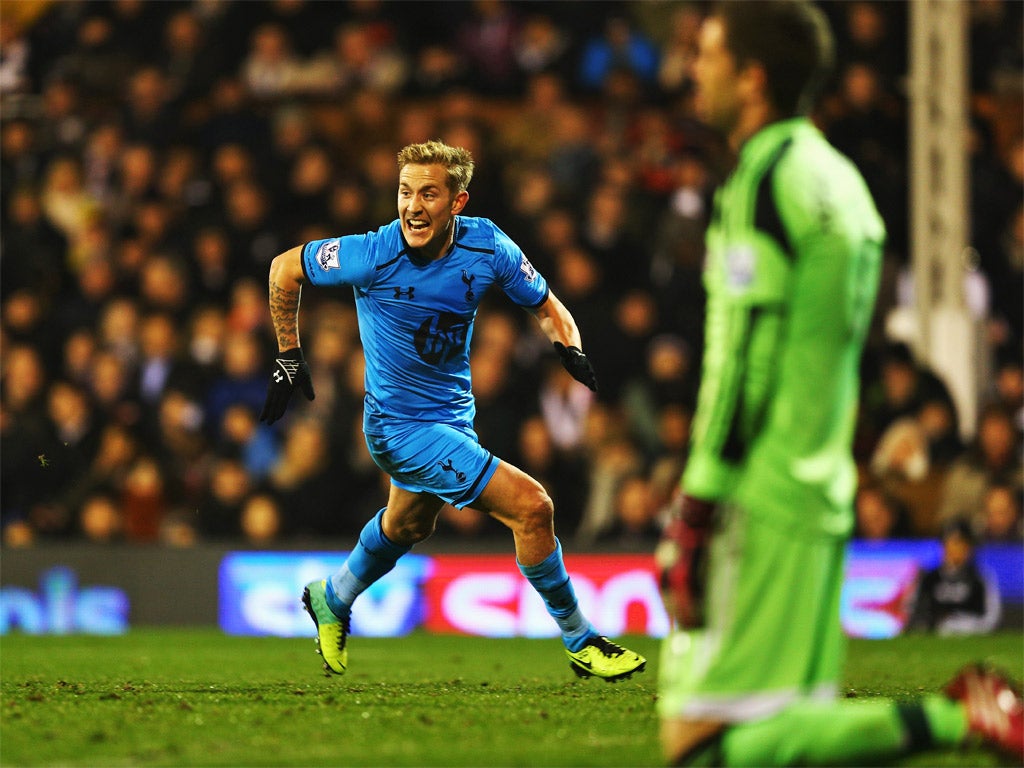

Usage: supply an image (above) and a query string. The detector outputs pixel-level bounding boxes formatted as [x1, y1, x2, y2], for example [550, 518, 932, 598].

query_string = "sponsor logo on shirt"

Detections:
[316, 239, 341, 271]
[415, 312, 470, 366]
[724, 245, 755, 291]
[519, 255, 537, 282]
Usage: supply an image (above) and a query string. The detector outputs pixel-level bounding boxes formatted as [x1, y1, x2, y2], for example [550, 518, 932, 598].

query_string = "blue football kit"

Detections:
[301, 216, 549, 507]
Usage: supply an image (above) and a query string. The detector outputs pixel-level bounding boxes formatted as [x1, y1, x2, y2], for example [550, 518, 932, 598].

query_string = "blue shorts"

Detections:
[365, 421, 499, 508]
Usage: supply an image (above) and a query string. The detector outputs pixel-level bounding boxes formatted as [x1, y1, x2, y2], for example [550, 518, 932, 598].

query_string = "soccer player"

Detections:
[656, 2, 1022, 765]
[260, 140, 645, 682]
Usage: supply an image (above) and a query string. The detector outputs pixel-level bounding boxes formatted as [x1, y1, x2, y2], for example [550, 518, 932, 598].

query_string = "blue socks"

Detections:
[327, 515, 594, 652]
[518, 539, 596, 651]
[327, 508, 411, 619]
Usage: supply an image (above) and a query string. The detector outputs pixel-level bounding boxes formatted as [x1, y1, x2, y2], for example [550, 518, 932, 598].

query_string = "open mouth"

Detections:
[405, 219, 429, 233]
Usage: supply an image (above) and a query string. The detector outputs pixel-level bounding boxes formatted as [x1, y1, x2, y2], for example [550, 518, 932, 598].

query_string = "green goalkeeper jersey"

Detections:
[683, 117, 885, 538]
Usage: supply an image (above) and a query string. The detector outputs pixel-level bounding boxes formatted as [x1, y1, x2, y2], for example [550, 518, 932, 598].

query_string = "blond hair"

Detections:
[396, 140, 474, 194]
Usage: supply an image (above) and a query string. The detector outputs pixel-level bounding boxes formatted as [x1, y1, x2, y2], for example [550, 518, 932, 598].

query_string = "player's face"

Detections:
[692, 17, 742, 134]
[398, 163, 468, 257]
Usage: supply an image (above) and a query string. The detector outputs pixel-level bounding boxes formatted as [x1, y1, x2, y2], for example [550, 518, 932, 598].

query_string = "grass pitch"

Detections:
[1, 630, 1020, 767]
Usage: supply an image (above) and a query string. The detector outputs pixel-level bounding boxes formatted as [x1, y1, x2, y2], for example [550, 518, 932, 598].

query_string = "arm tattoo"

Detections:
[269, 281, 302, 351]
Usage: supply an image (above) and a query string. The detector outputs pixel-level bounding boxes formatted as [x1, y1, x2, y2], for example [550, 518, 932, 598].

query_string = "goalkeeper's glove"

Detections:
[655, 492, 716, 629]
[553, 341, 598, 392]
[259, 347, 315, 425]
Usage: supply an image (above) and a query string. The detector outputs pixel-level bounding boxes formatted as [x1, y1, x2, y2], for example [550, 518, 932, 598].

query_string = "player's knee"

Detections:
[519, 487, 554, 531]
[385, 515, 436, 544]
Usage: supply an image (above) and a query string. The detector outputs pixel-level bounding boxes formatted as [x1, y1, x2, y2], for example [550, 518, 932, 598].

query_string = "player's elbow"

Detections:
[269, 246, 305, 288]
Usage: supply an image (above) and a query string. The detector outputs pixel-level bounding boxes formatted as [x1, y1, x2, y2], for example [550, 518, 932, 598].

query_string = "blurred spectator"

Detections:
[154, 389, 208, 510]
[81, 121, 123, 205]
[457, 0, 521, 95]
[654, 4, 702, 98]
[603, 473, 661, 548]
[158, 8, 227, 109]
[268, 417, 340, 536]
[1, 120, 43, 203]
[989, 346, 1024, 440]
[470, 346, 521, 465]
[204, 330, 269, 431]
[241, 22, 305, 100]
[280, 143, 334, 239]
[513, 13, 573, 82]
[189, 227, 234, 306]
[601, 289, 660, 403]
[136, 312, 186, 407]
[621, 334, 696, 458]
[89, 347, 141, 429]
[199, 456, 253, 539]
[121, 454, 167, 542]
[835, 1, 905, 89]
[96, 296, 140, 368]
[0, 17, 31, 95]
[40, 154, 101, 246]
[79, 491, 123, 543]
[223, 178, 285, 278]
[515, 414, 588, 536]
[860, 342, 957, 453]
[578, 15, 659, 93]
[497, 72, 568, 168]
[4, 288, 63, 371]
[576, 405, 645, 545]
[218, 403, 279, 481]
[197, 76, 272, 156]
[547, 103, 600, 200]
[312, 21, 408, 95]
[854, 482, 913, 541]
[826, 60, 906, 254]
[981, 482, 1023, 543]
[906, 517, 1002, 635]
[240, 493, 285, 546]
[62, 327, 97, 386]
[139, 253, 192, 319]
[38, 77, 87, 153]
[122, 66, 178, 149]
[2, 185, 68, 303]
[580, 183, 645, 284]
[538, 356, 594, 453]
[938, 404, 1024, 534]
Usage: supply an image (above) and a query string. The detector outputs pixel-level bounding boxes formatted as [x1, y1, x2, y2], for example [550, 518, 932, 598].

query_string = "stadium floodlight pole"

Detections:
[909, 0, 981, 438]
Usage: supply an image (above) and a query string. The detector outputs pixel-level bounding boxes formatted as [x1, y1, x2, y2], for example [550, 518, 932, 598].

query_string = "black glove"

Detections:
[655, 492, 717, 629]
[553, 342, 598, 392]
[259, 347, 315, 425]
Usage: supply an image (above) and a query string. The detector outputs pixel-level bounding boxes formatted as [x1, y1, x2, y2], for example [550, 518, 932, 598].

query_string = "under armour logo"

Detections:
[438, 459, 467, 483]
[274, 358, 300, 385]
[461, 270, 476, 302]
[393, 287, 415, 300]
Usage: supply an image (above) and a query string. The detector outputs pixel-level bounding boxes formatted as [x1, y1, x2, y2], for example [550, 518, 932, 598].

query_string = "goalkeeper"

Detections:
[656, 2, 1022, 765]
[260, 140, 645, 683]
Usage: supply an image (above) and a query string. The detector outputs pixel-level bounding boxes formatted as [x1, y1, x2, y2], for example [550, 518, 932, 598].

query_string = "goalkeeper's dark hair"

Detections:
[714, 0, 835, 117]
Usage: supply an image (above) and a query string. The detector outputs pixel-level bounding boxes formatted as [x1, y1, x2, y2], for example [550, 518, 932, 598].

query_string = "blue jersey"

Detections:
[301, 216, 549, 434]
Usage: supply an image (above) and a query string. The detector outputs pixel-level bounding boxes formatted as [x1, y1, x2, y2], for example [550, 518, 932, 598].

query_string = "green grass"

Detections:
[0, 631, 1020, 766]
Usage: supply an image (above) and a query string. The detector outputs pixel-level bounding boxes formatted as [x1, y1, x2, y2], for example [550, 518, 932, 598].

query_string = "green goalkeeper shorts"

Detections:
[658, 503, 848, 722]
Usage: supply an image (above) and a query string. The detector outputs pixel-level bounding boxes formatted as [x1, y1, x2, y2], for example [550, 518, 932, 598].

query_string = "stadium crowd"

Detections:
[1, 0, 1021, 550]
